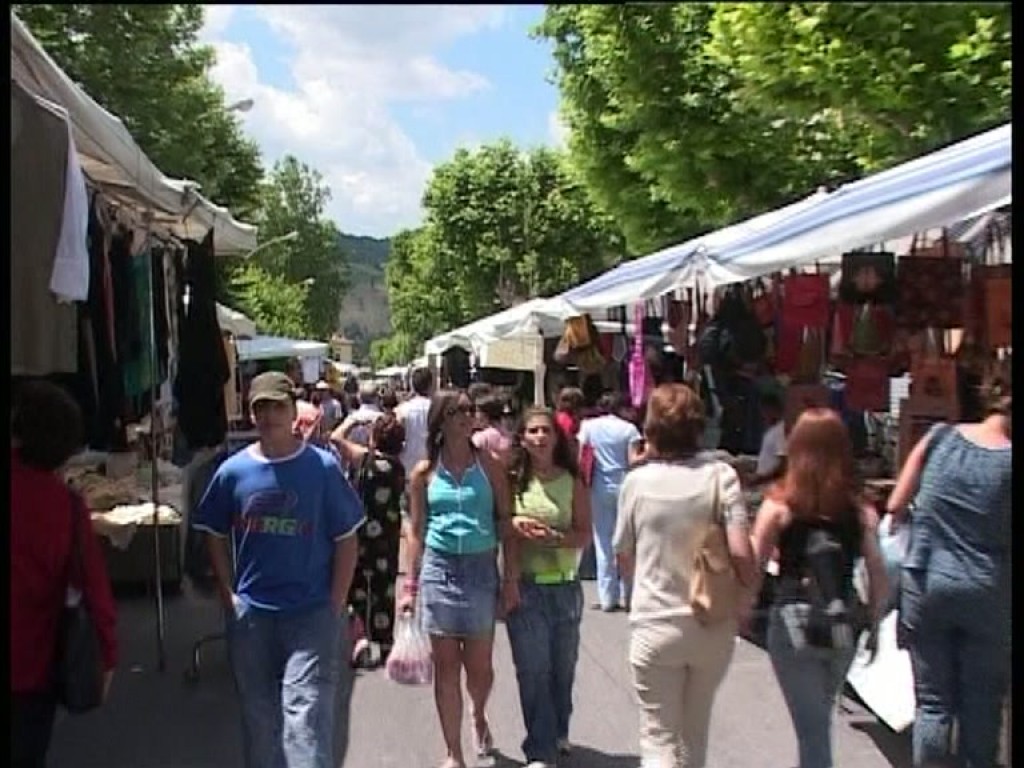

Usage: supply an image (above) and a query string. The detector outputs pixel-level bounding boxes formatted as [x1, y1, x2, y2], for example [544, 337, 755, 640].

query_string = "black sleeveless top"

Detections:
[777, 513, 862, 601]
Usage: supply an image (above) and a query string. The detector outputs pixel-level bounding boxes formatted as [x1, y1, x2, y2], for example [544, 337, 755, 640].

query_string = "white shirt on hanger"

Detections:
[47, 103, 90, 303]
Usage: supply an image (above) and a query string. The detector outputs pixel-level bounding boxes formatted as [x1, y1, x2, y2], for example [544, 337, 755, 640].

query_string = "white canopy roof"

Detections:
[11, 12, 257, 254]
[236, 335, 328, 362]
[216, 303, 257, 338]
[556, 123, 1011, 313]
[424, 297, 577, 355]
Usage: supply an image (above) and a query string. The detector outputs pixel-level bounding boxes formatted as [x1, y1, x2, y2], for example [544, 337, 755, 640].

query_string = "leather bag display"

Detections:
[782, 273, 830, 330]
[896, 253, 966, 330]
[839, 250, 897, 304]
[844, 357, 890, 413]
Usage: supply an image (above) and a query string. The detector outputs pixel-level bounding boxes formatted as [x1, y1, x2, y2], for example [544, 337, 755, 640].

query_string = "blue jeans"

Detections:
[767, 604, 856, 768]
[226, 602, 347, 768]
[909, 575, 1010, 768]
[591, 486, 628, 609]
[505, 580, 584, 763]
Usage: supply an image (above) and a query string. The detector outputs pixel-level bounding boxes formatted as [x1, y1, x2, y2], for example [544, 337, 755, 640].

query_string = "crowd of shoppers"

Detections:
[12, 362, 1010, 768]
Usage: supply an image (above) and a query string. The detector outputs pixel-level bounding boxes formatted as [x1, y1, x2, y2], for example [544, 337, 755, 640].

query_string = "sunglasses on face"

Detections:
[445, 404, 474, 418]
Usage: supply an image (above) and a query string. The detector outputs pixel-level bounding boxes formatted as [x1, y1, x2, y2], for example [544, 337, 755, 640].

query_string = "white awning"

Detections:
[216, 303, 257, 338]
[236, 335, 328, 362]
[11, 12, 257, 254]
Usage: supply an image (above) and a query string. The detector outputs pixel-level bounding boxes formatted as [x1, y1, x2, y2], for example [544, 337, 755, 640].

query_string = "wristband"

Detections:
[402, 579, 419, 596]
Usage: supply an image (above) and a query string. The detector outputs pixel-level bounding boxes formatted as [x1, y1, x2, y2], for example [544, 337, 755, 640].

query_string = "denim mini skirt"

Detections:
[419, 547, 499, 637]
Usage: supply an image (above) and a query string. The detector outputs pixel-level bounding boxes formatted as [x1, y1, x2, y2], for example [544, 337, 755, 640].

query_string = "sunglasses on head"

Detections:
[445, 403, 474, 418]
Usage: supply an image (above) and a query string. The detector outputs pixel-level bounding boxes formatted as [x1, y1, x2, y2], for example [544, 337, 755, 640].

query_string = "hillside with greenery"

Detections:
[337, 233, 392, 363]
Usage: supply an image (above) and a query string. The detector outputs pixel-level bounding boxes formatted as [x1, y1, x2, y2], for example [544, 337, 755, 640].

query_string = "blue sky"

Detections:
[201, 5, 565, 237]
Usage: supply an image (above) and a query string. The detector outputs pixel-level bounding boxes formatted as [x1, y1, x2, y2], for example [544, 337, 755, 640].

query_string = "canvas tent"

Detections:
[216, 303, 258, 338]
[555, 122, 1010, 314]
[236, 335, 329, 363]
[11, 12, 257, 254]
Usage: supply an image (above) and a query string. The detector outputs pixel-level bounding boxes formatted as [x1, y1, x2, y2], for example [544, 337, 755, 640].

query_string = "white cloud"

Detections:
[203, 5, 506, 237]
[548, 109, 569, 149]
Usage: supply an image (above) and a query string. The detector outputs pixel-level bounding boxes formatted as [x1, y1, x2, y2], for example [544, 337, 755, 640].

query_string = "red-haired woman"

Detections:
[751, 409, 888, 768]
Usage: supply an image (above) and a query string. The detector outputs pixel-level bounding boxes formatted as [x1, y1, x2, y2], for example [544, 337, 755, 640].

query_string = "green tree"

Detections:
[15, 4, 265, 219]
[226, 263, 312, 340]
[255, 156, 350, 340]
[536, 3, 1011, 254]
[380, 141, 625, 354]
[370, 333, 418, 369]
[706, 3, 1011, 169]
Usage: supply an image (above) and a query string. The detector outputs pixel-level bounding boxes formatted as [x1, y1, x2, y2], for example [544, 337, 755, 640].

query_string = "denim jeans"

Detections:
[591, 486, 628, 609]
[505, 580, 584, 763]
[910, 574, 1010, 768]
[767, 604, 856, 768]
[226, 602, 347, 768]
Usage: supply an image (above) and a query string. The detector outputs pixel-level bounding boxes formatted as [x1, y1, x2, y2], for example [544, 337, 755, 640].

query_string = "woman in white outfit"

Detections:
[614, 383, 757, 768]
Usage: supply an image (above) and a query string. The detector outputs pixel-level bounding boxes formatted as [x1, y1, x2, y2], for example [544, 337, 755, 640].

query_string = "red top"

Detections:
[11, 452, 118, 693]
[555, 410, 580, 441]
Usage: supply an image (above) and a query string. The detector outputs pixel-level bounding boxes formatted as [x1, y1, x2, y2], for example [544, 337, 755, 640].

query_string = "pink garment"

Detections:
[629, 302, 652, 408]
[472, 426, 512, 456]
[293, 400, 323, 442]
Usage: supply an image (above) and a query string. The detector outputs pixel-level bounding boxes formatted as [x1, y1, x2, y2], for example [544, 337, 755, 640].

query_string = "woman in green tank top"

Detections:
[505, 407, 592, 767]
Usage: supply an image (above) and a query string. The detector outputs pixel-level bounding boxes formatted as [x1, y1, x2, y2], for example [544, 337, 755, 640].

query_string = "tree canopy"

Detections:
[536, 3, 1011, 254]
[15, 4, 265, 219]
[375, 140, 625, 366]
[236, 156, 350, 340]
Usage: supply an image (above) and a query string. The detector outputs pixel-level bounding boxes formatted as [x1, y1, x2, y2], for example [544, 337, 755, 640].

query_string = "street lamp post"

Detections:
[243, 230, 299, 260]
[226, 98, 255, 114]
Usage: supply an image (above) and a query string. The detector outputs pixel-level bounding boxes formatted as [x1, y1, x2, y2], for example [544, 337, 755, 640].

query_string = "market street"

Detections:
[47, 581, 911, 768]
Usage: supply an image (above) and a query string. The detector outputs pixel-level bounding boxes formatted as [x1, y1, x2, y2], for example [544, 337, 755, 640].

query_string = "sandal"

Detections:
[474, 722, 495, 757]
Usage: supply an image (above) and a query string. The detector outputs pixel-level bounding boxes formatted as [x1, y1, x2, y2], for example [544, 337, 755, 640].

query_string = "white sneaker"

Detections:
[525, 762, 555, 768]
[557, 737, 572, 755]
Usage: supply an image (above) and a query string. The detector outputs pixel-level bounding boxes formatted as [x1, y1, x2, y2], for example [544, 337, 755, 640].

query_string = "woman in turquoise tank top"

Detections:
[505, 407, 592, 768]
[400, 389, 517, 768]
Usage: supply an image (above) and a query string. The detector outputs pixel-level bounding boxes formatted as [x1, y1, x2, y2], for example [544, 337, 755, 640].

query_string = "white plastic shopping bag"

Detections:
[385, 611, 433, 686]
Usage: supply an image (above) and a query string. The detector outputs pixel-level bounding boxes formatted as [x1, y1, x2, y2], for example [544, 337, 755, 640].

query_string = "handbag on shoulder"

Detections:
[689, 464, 740, 625]
[57, 490, 105, 713]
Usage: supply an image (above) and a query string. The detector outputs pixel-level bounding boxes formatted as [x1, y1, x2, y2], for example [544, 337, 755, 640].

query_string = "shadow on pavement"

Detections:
[564, 745, 639, 767]
[849, 720, 913, 768]
[490, 746, 637, 768]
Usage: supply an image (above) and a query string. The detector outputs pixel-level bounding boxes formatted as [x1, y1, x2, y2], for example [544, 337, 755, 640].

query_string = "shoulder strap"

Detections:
[66, 488, 86, 587]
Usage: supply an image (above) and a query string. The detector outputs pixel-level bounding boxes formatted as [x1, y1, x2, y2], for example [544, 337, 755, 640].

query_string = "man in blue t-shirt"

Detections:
[195, 371, 364, 768]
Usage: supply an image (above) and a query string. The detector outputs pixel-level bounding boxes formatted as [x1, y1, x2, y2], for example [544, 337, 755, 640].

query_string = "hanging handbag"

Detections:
[835, 303, 895, 359]
[782, 273, 830, 330]
[910, 356, 960, 417]
[689, 463, 740, 626]
[796, 327, 825, 383]
[973, 265, 1012, 350]
[57, 490, 105, 714]
[844, 357, 890, 413]
[896, 238, 966, 329]
[839, 249, 897, 304]
[750, 278, 776, 328]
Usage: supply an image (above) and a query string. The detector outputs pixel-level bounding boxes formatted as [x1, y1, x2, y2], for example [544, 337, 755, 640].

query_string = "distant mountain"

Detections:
[336, 233, 392, 362]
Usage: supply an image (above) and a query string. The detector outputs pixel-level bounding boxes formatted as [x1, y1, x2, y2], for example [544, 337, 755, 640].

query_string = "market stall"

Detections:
[11, 12, 258, 671]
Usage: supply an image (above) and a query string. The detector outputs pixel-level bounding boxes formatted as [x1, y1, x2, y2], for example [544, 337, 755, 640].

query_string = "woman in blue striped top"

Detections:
[400, 389, 518, 768]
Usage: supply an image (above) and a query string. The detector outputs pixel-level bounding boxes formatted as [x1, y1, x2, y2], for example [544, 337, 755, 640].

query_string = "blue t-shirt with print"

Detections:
[195, 443, 365, 612]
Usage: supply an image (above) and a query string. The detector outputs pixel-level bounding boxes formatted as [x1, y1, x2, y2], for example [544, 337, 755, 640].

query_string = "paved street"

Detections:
[48, 581, 911, 768]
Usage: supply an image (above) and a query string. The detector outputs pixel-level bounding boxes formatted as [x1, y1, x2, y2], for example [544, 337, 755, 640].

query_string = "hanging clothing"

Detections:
[122, 246, 155, 400]
[83, 198, 127, 450]
[150, 245, 170, 382]
[10, 80, 79, 375]
[175, 231, 230, 449]
[48, 117, 90, 303]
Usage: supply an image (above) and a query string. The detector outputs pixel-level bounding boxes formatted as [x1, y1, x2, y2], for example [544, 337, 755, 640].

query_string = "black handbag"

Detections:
[56, 490, 105, 714]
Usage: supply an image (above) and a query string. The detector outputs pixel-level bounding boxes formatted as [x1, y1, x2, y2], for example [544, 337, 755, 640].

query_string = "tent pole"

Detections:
[144, 224, 167, 673]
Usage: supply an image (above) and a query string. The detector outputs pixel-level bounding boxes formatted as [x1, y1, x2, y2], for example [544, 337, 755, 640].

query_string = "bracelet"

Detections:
[402, 580, 419, 595]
